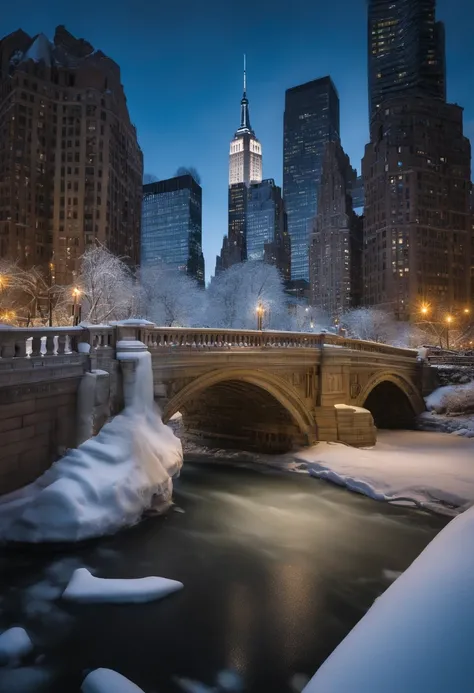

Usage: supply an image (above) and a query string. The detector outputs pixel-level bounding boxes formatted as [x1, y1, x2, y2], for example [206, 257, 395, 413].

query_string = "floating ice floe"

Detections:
[82, 668, 145, 693]
[0, 627, 33, 666]
[62, 568, 183, 604]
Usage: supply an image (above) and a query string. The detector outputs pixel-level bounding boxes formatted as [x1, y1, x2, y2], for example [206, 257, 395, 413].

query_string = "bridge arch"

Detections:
[356, 372, 425, 429]
[162, 368, 316, 453]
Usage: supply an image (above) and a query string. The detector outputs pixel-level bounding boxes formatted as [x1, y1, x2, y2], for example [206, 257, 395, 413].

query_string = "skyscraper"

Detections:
[141, 174, 204, 286]
[228, 57, 262, 187]
[363, 0, 471, 319]
[0, 26, 143, 285]
[362, 96, 471, 318]
[368, 0, 446, 119]
[247, 179, 291, 282]
[310, 142, 362, 317]
[216, 59, 262, 273]
[283, 77, 340, 284]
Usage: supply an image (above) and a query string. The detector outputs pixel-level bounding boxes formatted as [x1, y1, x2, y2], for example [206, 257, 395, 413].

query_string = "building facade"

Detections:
[362, 96, 471, 319]
[283, 76, 340, 283]
[0, 25, 143, 285]
[247, 179, 291, 282]
[368, 0, 446, 119]
[310, 142, 362, 317]
[141, 174, 204, 286]
[216, 61, 263, 274]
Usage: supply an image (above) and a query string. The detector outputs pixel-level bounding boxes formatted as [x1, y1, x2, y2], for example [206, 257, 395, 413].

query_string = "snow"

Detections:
[23, 34, 51, 66]
[294, 431, 474, 515]
[302, 504, 474, 693]
[62, 568, 183, 604]
[82, 668, 145, 693]
[0, 627, 33, 666]
[0, 347, 182, 543]
[425, 382, 472, 411]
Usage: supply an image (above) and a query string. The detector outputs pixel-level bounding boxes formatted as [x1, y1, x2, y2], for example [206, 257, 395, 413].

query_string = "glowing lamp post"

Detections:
[72, 287, 82, 326]
[445, 315, 453, 350]
[256, 302, 264, 331]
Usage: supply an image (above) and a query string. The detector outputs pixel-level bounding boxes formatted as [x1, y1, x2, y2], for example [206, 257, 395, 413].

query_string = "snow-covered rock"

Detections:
[302, 504, 474, 693]
[0, 627, 33, 666]
[62, 568, 183, 604]
[82, 668, 145, 693]
[0, 348, 183, 543]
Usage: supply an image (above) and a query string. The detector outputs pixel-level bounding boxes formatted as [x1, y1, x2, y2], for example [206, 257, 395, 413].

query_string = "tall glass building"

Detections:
[283, 76, 340, 283]
[247, 179, 290, 281]
[141, 174, 204, 286]
[368, 0, 446, 119]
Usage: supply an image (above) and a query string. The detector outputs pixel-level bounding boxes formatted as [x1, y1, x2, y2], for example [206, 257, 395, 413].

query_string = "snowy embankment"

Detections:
[419, 380, 474, 438]
[302, 503, 474, 693]
[0, 347, 183, 543]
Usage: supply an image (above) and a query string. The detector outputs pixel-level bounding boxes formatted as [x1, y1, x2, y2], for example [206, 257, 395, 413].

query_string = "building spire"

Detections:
[239, 54, 251, 132]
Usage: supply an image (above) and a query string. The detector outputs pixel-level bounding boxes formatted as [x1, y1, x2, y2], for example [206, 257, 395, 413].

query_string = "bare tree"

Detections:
[75, 245, 135, 324]
[139, 263, 202, 327]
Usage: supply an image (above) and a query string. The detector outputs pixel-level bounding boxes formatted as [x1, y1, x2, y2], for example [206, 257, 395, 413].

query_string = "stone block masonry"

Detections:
[0, 376, 82, 494]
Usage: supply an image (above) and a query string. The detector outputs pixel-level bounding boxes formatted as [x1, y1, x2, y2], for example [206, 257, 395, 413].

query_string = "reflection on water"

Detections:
[0, 459, 446, 693]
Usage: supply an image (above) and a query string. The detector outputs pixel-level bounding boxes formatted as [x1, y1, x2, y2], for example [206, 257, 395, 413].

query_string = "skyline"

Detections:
[2, 0, 473, 281]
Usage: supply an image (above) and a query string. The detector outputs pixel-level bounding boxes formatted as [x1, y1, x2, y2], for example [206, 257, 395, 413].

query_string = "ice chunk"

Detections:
[62, 568, 183, 604]
[82, 668, 145, 693]
[0, 627, 33, 666]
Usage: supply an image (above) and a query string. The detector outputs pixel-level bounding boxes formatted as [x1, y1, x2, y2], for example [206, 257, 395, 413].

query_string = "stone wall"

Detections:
[0, 376, 82, 494]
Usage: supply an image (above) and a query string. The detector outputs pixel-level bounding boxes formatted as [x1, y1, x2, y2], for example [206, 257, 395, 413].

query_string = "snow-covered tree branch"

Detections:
[75, 245, 136, 324]
[138, 263, 202, 327]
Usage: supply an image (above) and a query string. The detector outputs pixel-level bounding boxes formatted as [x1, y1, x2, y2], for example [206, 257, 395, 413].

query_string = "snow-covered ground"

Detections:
[293, 431, 474, 516]
[0, 347, 183, 543]
[302, 503, 474, 693]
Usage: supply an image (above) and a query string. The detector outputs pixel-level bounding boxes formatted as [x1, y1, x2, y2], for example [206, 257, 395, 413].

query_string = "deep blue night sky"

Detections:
[3, 0, 474, 280]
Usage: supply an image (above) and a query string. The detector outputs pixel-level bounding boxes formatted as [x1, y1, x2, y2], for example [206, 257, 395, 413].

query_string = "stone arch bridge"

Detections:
[0, 324, 431, 493]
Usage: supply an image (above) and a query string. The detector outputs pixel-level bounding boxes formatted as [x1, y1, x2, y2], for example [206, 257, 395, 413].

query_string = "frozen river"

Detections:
[0, 456, 447, 692]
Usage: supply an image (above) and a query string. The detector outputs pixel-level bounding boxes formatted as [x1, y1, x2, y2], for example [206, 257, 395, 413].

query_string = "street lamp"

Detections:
[445, 315, 453, 350]
[256, 302, 264, 331]
[72, 287, 82, 326]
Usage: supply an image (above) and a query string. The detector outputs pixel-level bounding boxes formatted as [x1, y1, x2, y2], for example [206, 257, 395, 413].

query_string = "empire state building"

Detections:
[228, 59, 262, 185]
[215, 60, 263, 274]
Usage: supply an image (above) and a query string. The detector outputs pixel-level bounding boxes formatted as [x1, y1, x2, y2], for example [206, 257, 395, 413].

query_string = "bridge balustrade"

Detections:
[0, 325, 116, 359]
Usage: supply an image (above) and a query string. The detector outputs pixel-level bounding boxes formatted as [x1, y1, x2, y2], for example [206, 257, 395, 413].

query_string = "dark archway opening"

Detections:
[179, 380, 307, 454]
[363, 381, 416, 430]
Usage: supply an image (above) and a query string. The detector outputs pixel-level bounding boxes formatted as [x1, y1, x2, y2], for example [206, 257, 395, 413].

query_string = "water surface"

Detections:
[0, 458, 447, 692]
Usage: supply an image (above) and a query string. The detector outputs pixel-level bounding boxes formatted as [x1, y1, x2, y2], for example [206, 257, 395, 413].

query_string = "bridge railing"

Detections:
[137, 327, 417, 358]
[0, 324, 418, 360]
[427, 355, 474, 366]
[0, 324, 116, 359]
[138, 327, 325, 350]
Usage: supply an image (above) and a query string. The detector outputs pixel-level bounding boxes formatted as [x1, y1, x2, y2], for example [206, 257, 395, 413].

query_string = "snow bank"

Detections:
[62, 568, 183, 604]
[294, 431, 474, 515]
[302, 505, 474, 693]
[82, 668, 145, 693]
[0, 627, 33, 666]
[0, 348, 183, 543]
[425, 381, 474, 414]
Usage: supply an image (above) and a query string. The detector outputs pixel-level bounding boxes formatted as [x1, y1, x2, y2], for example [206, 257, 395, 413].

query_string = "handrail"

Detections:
[0, 324, 418, 360]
